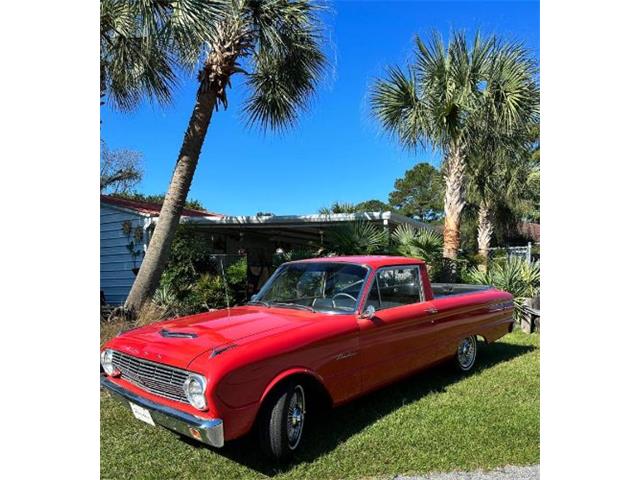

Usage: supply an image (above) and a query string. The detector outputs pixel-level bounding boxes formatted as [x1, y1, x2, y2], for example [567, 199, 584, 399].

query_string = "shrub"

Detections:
[326, 221, 388, 255]
[159, 225, 215, 295]
[464, 258, 540, 322]
[391, 224, 443, 278]
[154, 257, 248, 316]
[192, 273, 228, 310]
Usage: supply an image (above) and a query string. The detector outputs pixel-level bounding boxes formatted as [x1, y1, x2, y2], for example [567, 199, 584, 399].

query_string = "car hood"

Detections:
[107, 306, 313, 369]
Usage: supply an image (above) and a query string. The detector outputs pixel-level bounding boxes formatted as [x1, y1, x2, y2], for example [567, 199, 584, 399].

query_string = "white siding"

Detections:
[100, 204, 147, 305]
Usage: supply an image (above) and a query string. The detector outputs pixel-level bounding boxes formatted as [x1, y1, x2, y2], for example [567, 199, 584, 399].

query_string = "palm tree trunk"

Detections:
[441, 145, 465, 281]
[124, 89, 218, 312]
[477, 200, 494, 271]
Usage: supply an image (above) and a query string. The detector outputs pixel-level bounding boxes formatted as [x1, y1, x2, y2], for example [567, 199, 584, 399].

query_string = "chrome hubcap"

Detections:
[286, 386, 305, 449]
[457, 336, 476, 370]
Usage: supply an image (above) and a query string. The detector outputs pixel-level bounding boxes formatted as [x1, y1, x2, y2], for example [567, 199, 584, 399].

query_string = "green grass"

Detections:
[101, 332, 539, 479]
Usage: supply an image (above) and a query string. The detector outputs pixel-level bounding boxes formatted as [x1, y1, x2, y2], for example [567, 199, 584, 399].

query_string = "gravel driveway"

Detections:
[394, 465, 539, 480]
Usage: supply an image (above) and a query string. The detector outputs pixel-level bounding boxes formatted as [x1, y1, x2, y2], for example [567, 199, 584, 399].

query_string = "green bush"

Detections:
[152, 226, 248, 316]
[158, 225, 215, 295]
[464, 257, 540, 322]
[326, 221, 388, 255]
[191, 273, 228, 310]
[391, 224, 444, 279]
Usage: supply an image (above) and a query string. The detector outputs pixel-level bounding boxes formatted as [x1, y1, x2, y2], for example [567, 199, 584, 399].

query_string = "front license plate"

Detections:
[130, 402, 155, 426]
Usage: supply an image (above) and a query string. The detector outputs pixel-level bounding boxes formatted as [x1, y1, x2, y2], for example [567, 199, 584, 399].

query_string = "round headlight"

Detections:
[100, 349, 114, 376]
[183, 374, 207, 410]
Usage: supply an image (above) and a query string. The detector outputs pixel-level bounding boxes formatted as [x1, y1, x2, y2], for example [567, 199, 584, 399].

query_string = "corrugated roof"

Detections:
[100, 195, 223, 218]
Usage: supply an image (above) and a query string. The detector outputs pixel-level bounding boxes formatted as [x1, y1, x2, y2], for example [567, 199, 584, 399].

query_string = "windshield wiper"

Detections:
[271, 302, 316, 313]
[247, 300, 271, 307]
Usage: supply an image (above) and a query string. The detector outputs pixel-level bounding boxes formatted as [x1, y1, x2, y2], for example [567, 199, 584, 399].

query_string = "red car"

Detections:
[101, 256, 513, 459]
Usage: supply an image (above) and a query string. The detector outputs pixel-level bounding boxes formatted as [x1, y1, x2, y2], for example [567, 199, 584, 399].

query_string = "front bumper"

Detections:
[100, 376, 224, 448]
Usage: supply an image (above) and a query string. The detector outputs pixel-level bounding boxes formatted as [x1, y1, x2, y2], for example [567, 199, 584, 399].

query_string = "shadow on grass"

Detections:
[180, 340, 536, 476]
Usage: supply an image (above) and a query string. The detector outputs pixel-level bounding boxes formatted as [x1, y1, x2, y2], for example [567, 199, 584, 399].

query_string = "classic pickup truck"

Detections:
[101, 256, 514, 460]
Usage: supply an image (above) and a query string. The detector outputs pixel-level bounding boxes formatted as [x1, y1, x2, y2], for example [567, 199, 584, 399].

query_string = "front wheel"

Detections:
[455, 335, 478, 372]
[259, 382, 306, 461]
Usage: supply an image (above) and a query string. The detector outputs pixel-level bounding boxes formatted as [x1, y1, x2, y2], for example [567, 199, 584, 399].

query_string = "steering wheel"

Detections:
[331, 292, 358, 308]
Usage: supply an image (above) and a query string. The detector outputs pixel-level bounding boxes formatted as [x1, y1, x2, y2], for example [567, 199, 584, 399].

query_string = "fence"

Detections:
[488, 242, 538, 263]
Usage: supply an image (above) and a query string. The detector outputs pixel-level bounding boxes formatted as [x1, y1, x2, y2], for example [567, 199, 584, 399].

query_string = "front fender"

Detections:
[259, 367, 326, 404]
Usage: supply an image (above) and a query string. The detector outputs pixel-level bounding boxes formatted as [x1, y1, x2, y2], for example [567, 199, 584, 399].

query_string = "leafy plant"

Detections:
[192, 274, 228, 310]
[465, 258, 540, 322]
[391, 224, 443, 278]
[392, 225, 442, 260]
[159, 226, 214, 294]
[154, 254, 248, 316]
[326, 221, 388, 255]
[152, 285, 183, 318]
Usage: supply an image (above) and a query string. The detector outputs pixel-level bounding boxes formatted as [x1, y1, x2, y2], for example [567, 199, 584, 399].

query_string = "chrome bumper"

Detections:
[100, 376, 224, 448]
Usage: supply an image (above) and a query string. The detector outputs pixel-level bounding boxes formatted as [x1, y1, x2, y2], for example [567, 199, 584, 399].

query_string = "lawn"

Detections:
[100, 332, 539, 479]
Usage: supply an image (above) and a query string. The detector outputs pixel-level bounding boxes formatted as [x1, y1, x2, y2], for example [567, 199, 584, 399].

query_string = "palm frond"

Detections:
[326, 221, 388, 255]
[242, 0, 328, 130]
[370, 66, 429, 149]
[391, 224, 443, 262]
[101, 0, 224, 111]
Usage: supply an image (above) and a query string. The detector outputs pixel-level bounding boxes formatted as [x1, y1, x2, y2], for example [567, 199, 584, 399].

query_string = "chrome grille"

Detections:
[112, 351, 189, 404]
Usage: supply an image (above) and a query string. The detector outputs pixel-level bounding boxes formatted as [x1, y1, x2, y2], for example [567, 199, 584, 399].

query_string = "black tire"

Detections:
[454, 335, 478, 372]
[259, 382, 307, 461]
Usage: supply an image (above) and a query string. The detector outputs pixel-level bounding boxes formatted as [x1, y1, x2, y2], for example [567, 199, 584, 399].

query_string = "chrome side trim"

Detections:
[100, 376, 224, 448]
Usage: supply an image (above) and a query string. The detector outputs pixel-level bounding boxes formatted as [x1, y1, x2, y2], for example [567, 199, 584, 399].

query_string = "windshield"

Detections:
[251, 262, 368, 313]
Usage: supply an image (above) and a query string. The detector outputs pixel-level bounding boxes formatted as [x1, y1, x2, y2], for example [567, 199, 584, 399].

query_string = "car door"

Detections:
[357, 264, 436, 392]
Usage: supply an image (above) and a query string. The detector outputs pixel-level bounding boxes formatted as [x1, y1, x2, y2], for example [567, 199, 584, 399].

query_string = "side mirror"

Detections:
[359, 304, 376, 320]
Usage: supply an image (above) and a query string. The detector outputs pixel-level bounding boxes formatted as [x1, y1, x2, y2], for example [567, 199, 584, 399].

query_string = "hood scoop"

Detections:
[159, 328, 198, 339]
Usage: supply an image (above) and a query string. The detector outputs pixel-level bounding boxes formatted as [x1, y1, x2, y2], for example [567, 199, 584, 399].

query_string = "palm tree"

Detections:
[371, 31, 537, 281]
[125, 0, 327, 312]
[100, 0, 222, 110]
[468, 124, 539, 266]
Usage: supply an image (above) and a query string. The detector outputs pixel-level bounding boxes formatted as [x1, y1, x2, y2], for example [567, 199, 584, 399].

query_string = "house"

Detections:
[100, 195, 434, 305]
[100, 195, 223, 305]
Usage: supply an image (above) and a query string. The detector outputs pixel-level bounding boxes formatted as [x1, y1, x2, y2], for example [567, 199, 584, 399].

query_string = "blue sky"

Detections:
[101, 0, 539, 216]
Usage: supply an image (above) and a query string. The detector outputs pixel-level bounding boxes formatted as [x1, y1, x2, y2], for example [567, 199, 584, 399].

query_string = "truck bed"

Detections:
[431, 283, 492, 298]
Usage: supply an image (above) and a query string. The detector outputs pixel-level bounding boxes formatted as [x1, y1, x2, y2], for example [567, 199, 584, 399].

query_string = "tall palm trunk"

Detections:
[476, 199, 494, 271]
[125, 35, 242, 312]
[124, 89, 218, 312]
[441, 145, 465, 281]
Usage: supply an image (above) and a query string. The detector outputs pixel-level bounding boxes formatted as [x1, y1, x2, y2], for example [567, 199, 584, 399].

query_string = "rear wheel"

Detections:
[259, 382, 306, 461]
[455, 335, 477, 372]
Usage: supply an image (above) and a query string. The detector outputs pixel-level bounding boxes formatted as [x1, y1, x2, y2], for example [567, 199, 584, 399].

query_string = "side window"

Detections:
[369, 266, 422, 310]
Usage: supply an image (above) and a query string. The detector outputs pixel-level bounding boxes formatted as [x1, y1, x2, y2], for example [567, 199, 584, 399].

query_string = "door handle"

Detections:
[425, 306, 438, 323]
